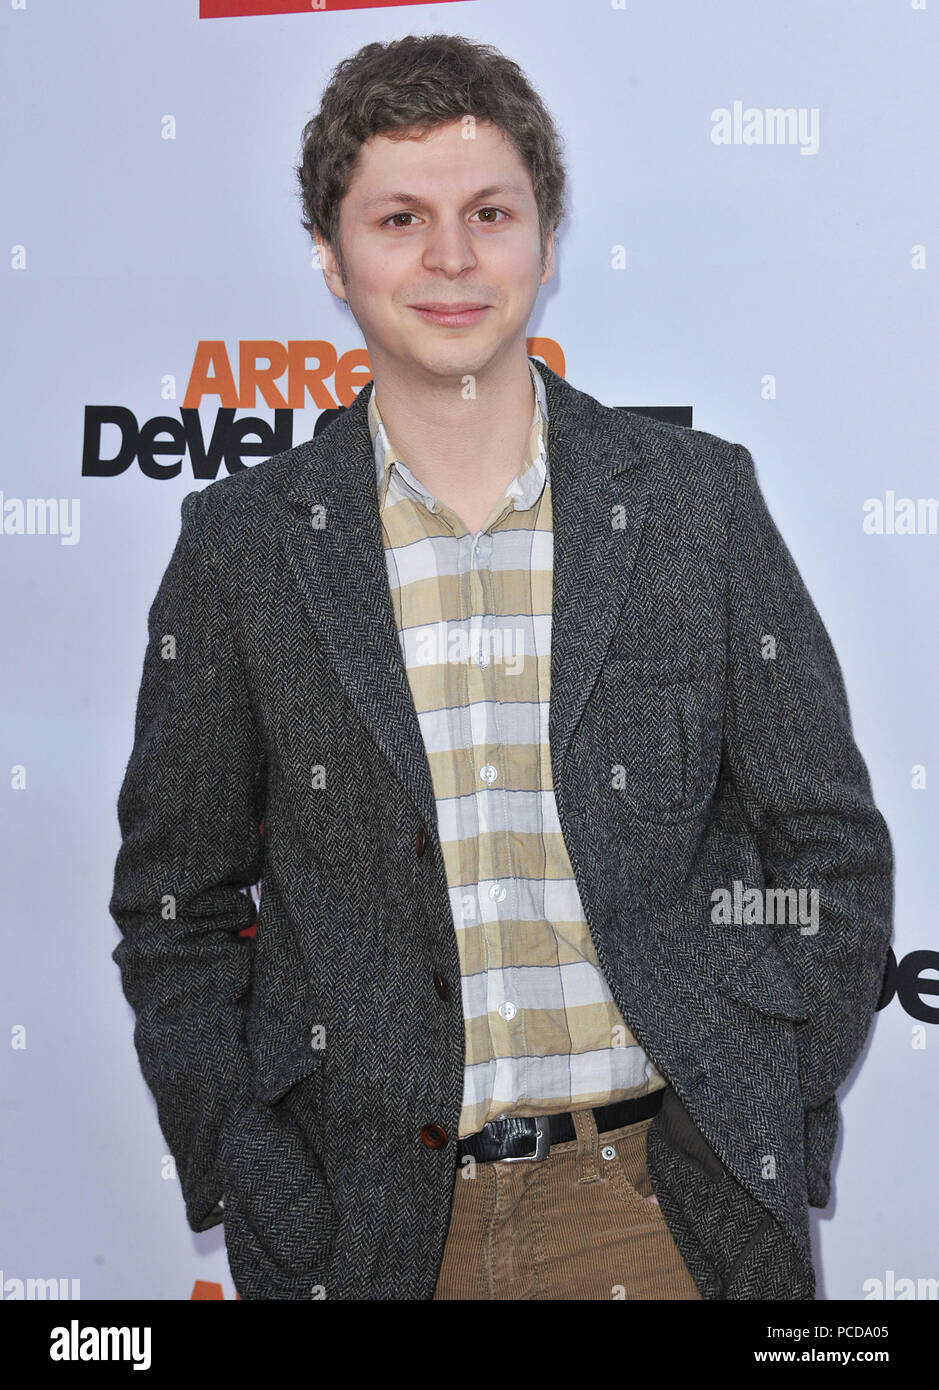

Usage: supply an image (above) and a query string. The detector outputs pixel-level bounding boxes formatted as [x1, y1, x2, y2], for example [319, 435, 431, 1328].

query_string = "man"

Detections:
[110, 34, 894, 1301]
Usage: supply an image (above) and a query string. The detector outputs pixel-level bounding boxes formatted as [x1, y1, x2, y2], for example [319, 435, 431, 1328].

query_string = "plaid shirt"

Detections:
[368, 356, 667, 1137]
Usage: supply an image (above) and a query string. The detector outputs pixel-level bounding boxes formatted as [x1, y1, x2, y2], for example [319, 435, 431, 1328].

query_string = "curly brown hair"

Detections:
[295, 33, 567, 283]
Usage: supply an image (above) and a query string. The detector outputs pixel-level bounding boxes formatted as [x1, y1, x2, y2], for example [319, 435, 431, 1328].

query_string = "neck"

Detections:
[369, 344, 537, 530]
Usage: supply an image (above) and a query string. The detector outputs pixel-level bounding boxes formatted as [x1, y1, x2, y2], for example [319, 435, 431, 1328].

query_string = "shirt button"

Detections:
[489, 883, 506, 902]
[479, 763, 498, 783]
[419, 1123, 448, 1149]
[498, 1001, 517, 1021]
[433, 970, 448, 1000]
[476, 651, 489, 668]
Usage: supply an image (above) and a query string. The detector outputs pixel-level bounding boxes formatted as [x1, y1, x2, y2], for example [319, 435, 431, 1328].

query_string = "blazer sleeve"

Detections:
[109, 486, 267, 1233]
[723, 443, 895, 1205]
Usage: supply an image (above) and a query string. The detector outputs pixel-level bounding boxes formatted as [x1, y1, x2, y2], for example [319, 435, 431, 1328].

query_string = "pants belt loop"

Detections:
[572, 1108, 603, 1184]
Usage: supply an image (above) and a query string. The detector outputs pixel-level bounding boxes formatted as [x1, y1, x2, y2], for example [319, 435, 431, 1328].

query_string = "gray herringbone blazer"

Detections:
[109, 358, 894, 1300]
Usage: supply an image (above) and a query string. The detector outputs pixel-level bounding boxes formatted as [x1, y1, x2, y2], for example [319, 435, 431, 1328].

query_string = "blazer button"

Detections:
[415, 826, 426, 857]
[432, 970, 448, 1000]
[419, 1122, 448, 1149]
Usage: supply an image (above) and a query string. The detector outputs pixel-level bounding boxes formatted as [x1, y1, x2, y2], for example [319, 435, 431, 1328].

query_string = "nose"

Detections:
[421, 213, 479, 276]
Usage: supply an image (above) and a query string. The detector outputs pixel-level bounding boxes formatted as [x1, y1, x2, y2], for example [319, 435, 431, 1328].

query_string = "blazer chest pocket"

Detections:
[601, 659, 722, 822]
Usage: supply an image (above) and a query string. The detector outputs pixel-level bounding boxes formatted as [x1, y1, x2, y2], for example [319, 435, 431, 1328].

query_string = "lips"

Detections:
[412, 303, 487, 312]
[410, 303, 491, 327]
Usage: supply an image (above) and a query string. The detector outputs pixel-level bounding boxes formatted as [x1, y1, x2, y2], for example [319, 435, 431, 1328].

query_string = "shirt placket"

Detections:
[460, 505, 527, 1120]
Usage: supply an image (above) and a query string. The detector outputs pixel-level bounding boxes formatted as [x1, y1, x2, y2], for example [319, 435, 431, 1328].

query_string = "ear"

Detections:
[315, 232, 349, 303]
[540, 228, 555, 286]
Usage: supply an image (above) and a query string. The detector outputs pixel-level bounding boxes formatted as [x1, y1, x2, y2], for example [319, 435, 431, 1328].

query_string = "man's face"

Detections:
[316, 119, 554, 382]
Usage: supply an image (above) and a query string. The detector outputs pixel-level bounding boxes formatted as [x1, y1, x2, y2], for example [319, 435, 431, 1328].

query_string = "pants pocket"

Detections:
[600, 1119, 667, 1222]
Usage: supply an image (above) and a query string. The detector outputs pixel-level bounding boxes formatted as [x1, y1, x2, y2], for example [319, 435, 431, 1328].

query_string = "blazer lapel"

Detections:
[278, 358, 654, 829]
[543, 363, 654, 792]
[280, 384, 438, 828]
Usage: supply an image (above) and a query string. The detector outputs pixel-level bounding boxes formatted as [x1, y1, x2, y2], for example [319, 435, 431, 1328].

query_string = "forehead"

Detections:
[346, 120, 533, 203]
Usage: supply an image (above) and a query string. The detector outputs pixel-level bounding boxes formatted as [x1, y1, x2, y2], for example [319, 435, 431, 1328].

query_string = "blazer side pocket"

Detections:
[217, 1096, 337, 1297]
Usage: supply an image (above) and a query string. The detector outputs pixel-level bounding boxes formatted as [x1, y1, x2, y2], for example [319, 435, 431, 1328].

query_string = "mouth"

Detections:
[409, 303, 491, 327]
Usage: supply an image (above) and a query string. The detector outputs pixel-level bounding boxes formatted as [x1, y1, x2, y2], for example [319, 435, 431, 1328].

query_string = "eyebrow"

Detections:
[360, 182, 530, 213]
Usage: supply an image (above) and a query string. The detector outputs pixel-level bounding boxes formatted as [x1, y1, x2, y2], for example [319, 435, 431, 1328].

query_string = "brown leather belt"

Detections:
[455, 1088, 664, 1164]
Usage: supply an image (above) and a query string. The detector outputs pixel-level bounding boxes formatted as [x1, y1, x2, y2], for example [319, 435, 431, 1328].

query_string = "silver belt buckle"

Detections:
[500, 1116, 551, 1163]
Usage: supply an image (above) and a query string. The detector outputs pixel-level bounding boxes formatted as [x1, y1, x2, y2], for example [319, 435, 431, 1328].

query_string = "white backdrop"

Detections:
[1, 0, 936, 1300]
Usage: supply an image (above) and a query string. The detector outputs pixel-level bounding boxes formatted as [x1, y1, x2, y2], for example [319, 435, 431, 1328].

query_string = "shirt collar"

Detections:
[367, 356, 549, 515]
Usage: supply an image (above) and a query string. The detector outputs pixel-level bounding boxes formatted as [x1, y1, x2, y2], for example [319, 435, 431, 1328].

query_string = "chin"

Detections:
[406, 341, 497, 376]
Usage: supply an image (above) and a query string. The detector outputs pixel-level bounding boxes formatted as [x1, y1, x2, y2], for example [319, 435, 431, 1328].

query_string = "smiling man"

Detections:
[110, 33, 894, 1302]
[314, 118, 552, 536]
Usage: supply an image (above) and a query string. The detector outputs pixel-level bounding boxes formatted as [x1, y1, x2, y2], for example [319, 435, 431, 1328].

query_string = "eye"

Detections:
[380, 207, 510, 229]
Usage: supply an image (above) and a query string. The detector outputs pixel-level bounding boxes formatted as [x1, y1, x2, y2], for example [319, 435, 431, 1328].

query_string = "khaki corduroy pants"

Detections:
[433, 1107, 703, 1300]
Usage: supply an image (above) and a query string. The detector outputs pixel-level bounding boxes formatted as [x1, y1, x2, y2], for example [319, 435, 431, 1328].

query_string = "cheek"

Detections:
[343, 241, 400, 295]
[503, 244, 543, 291]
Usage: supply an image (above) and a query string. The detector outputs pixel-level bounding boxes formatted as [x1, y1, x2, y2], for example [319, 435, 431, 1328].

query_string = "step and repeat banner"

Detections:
[1, 0, 935, 1302]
